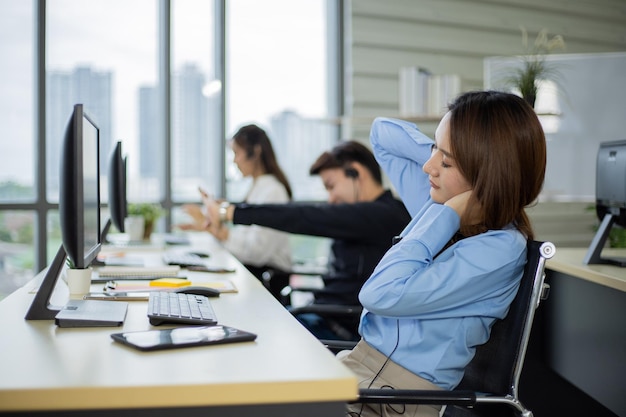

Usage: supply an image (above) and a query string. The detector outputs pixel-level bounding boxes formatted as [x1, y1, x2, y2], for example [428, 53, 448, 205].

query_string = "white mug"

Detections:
[124, 215, 145, 241]
[65, 268, 92, 296]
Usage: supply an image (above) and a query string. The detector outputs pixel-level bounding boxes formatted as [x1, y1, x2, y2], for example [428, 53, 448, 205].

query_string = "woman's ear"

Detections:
[246, 144, 261, 159]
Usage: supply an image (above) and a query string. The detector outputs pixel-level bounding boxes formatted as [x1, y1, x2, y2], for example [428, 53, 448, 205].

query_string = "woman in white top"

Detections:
[181, 125, 292, 295]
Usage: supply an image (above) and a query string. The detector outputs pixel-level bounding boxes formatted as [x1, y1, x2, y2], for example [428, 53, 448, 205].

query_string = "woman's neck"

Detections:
[250, 169, 267, 179]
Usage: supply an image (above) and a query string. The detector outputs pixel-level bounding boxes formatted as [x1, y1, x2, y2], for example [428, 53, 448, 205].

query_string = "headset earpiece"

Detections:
[344, 167, 359, 178]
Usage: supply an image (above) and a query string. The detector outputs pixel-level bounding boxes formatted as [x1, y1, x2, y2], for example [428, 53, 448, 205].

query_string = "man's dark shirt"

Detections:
[233, 190, 411, 305]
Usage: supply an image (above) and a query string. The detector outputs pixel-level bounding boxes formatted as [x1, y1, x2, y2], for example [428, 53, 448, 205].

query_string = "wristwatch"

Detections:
[219, 201, 231, 223]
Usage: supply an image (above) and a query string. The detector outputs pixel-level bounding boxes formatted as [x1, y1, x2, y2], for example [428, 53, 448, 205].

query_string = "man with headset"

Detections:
[203, 140, 411, 340]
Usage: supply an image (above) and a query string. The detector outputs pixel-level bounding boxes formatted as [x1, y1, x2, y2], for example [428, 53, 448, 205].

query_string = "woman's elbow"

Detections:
[359, 290, 398, 315]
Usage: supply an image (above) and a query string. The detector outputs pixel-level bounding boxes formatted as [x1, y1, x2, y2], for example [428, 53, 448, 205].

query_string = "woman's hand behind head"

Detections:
[444, 189, 481, 224]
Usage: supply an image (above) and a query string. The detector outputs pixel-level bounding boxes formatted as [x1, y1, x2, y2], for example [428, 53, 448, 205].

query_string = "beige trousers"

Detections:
[338, 340, 443, 417]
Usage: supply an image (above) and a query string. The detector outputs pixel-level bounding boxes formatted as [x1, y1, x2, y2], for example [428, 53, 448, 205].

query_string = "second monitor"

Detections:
[584, 139, 626, 266]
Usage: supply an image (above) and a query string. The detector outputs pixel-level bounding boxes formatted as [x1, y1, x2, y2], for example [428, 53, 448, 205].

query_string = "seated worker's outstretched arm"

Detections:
[215, 176, 292, 271]
[231, 192, 409, 243]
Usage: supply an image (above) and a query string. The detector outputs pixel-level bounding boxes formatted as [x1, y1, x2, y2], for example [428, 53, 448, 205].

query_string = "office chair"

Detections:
[323, 240, 555, 417]
[275, 270, 363, 340]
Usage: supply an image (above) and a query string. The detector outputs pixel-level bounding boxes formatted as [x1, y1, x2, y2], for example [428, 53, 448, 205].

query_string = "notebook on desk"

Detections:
[92, 265, 182, 282]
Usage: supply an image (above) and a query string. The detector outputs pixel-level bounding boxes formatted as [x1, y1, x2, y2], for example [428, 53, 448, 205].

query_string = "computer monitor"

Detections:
[25, 104, 127, 325]
[101, 141, 128, 241]
[59, 104, 102, 268]
[583, 139, 626, 266]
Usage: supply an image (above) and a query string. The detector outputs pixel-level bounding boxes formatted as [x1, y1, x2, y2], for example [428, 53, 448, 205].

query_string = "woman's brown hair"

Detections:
[232, 124, 293, 199]
[448, 91, 546, 239]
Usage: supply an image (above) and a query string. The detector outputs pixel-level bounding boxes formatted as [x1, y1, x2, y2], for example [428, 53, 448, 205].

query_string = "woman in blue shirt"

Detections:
[339, 91, 547, 417]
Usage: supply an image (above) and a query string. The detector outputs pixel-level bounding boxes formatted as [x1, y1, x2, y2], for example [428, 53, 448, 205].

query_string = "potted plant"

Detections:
[504, 27, 565, 108]
[127, 203, 163, 240]
[64, 257, 92, 296]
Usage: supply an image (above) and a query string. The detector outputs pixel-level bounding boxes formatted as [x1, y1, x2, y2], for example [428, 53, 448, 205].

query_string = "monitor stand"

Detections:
[25, 245, 128, 327]
[583, 213, 626, 266]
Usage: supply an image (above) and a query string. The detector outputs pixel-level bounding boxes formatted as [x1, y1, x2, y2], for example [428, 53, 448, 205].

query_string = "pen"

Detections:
[104, 281, 118, 290]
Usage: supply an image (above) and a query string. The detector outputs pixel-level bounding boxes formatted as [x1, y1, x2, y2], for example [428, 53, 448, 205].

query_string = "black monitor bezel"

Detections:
[107, 140, 127, 233]
[26, 104, 103, 320]
[59, 104, 102, 269]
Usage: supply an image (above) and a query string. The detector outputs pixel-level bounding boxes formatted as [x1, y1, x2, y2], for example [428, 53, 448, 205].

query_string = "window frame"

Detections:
[0, 0, 342, 289]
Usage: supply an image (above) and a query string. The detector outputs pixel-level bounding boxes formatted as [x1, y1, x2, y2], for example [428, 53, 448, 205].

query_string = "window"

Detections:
[226, 0, 336, 264]
[0, 0, 35, 299]
[0, 1, 34, 203]
[0, 0, 339, 299]
[171, 0, 221, 203]
[47, 0, 160, 205]
[226, 0, 335, 202]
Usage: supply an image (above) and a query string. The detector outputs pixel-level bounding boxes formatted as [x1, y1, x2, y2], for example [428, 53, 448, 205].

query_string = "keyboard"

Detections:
[148, 291, 218, 326]
[162, 252, 207, 267]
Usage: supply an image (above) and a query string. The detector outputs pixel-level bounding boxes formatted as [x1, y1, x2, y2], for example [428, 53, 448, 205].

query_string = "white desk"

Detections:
[543, 247, 626, 417]
[0, 234, 357, 416]
[546, 247, 626, 292]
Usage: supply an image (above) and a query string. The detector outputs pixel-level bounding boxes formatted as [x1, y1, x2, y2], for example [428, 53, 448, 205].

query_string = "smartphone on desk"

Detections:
[111, 325, 258, 351]
[84, 292, 150, 301]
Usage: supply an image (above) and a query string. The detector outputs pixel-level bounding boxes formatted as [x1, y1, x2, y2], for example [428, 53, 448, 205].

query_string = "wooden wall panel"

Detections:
[342, 0, 625, 245]
[344, 0, 626, 142]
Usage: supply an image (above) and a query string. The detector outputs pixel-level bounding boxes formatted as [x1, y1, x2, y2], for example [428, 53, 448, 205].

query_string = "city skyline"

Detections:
[0, 0, 328, 197]
[42, 64, 329, 203]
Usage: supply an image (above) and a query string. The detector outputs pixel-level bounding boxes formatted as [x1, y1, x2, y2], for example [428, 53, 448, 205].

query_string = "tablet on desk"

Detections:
[111, 325, 257, 351]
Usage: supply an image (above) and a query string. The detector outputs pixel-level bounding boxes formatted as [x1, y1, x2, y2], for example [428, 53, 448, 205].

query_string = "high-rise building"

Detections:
[270, 110, 330, 200]
[138, 86, 162, 180]
[46, 66, 112, 196]
[172, 64, 213, 179]
[137, 63, 220, 201]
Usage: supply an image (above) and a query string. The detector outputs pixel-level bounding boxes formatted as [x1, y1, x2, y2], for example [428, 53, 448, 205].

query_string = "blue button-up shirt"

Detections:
[360, 117, 526, 390]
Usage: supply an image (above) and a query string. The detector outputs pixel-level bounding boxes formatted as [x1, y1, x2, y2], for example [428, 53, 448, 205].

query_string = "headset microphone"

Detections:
[344, 167, 359, 178]
[344, 167, 359, 202]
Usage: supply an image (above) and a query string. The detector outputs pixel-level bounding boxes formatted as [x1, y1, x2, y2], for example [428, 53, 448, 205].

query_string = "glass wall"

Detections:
[0, 1, 36, 298]
[46, 0, 160, 205]
[0, 0, 338, 299]
[226, 0, 334, 202]
[0, 1, 34, 203]
[171, 0, 221, 203]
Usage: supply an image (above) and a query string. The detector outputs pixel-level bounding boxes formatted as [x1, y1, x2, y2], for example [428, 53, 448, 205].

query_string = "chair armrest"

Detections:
[319, 339, 357, 352]
[286, 286, 323, 294]
[356, 389, 476, 406]
[289, 303, 362, 316]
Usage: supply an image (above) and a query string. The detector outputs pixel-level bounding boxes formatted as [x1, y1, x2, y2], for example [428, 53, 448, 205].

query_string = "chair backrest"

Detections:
[455, 240, 555, 397]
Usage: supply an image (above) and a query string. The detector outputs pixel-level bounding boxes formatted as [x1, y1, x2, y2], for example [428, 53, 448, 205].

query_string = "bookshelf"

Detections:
[327, 115, 443, 126]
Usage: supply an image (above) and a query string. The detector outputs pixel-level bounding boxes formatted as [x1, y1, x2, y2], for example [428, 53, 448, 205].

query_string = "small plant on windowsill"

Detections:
[127, 203, 163, 240]
[504, 27, 566, 108]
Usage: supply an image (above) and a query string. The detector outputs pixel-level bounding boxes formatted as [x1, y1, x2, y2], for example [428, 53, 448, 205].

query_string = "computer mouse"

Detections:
[173, 286, 220, 297]
[187, 251, 210, 258]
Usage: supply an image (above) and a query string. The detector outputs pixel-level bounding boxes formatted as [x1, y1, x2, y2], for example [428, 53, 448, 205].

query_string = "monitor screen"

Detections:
[107, 141, 128, 234]
[584, 139, 626, 265]
[59, 104, 102, 269]
[595, 140, 626, 227]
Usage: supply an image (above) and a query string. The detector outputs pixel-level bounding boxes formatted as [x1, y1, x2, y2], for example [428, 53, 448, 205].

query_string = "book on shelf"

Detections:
[398, 67, 460, 118]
